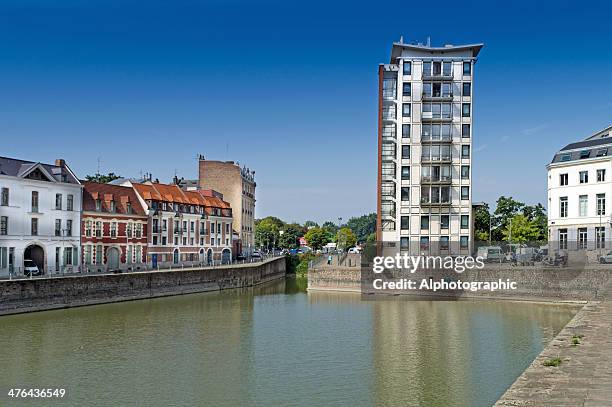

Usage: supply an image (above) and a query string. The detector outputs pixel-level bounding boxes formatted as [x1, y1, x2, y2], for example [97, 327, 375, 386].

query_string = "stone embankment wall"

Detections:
[0, 257, 286, 316]
[309, 264, 611, 302]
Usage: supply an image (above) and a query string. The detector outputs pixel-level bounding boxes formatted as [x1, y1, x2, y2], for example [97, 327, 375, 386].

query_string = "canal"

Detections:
[0, 278, 578, 407]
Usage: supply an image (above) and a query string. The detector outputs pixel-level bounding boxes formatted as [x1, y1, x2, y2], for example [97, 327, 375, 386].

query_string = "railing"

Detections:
[421, 135, 452, 142]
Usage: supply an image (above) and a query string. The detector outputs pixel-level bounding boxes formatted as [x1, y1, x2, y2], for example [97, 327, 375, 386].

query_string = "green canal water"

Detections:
[0, 278, 578, 407]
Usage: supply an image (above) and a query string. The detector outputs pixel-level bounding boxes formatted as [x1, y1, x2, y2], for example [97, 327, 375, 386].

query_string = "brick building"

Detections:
[197, 156, 256, 254]
[81, 182, 148, 272]
[129, 181, 233, 267]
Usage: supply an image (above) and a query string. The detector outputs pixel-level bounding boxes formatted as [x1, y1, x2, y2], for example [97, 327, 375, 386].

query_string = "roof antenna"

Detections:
[399, 35, 404, 44]
[96, 157, 101, 175]
[427, 36, 431, 47]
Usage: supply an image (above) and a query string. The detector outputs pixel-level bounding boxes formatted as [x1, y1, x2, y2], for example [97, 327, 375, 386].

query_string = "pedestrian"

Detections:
[327, 254, 332, 265]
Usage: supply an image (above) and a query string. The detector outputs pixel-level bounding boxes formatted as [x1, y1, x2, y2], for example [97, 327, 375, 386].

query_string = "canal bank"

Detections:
[0, 257, 286, 316]
[495, 277, 612, 407]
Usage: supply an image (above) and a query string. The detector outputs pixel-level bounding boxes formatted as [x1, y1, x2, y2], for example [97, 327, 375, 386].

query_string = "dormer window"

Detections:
[559, 154, 571, 162]
[109, 201, 116, 213]
[95, 199, 102, 212]
[579, 150, 591, 159]
[596, 148, 608, 157]
[126, 202, 132, 214]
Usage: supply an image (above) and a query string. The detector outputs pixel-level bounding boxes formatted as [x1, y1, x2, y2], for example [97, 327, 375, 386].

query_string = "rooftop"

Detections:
[389, 40, 484, 63]
[0, 156, 80, 185]
[550, 125, 612, 164]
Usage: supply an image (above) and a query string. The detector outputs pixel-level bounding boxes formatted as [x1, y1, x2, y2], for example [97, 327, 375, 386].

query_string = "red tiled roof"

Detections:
[131, 182, 232, 211]
[83, 182, 147, 216]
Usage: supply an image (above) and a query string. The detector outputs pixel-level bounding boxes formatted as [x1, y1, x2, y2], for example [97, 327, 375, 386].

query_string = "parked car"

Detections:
[599, 251, 612, 264]
[23, 260, 43, 276]
[347, 247, 361, 254]
[476, 246, 503, 262]
[251, 251, 262, 259]
[236, 254, 246, 261]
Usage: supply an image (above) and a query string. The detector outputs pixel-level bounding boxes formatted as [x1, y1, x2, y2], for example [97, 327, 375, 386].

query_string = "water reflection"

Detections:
[0, 279, 577, 407]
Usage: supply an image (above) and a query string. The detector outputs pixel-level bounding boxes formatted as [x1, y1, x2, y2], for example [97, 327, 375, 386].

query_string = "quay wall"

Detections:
[0, 257, 286, 316]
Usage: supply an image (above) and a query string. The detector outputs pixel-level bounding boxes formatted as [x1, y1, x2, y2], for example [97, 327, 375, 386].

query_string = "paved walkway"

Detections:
[495, 277, 612, 406]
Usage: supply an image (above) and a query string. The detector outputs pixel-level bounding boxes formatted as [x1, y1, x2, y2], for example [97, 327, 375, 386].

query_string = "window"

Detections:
[398, 237, 409, 250]
[442, 62, 451, 76]
[402, 103, 411, 117]
[67, 194, 74, 211]
[596, 227, 606, 249]
[440, 236, 450, 250]
[95, 221, 102, 237]
[463, 61, 471, 75]
[420, 237, 430, 251]
[463, 82, 471, 97]
[440, 215, 449, 229]
[462, 124, 470, 138]
[461, 186, 469, 200]
[597, 169, 606, 182]
[1, 188, 8, 206]
[85, 220, 92, 237]
[55, 219, 62, 236]
[403, 61, 411, 75]
[383, 106, 396, 121]
[560, 173, 568, 186]
[578, 228, 588, 250]
[400, 216, 409, 230]
[461, 165, 470, 179]
[462, 103, 470, 117]
[401, 187, 410, 201]
[66, 220, 72, 236]
[382, 143, 396, 159]
[1, 216, 7, 235]
[460, 236, 469, 249]
[595, 148, 608, 157]
[559, 197, 568, 218]
[579, 195, 588, 217]
[402, 145, 410, 159]
[382, 78, 396, 99]
[84, 245, 92, 265]
[135, 223, 142, 238]
[190, 221, 195, 232]
[461, 215, 469, 229]
[126, 223, 133, 238]
[420, 216, 429, 230]
[95, 245, 103, 264]
[403, 83, 411, 96]
[579, 150, 591, 159]
[462, 145, 470, 158]
[31, 191, 39, 213]
[63, 247, 73, 266]
[55, 193, 62, 210]
[109, 201, 116, 213]
[579, 171, 588, 184]
[402, 124, 410, 138]
[558, 229, 568, 250]
[559, 154, 571, 162]
[110, 222, 117, 238]
[31, 218, 38, 236]
[126, 202, 132, 214]
[597, 193, 606, 215]
[95, 199, 102, 212]
[423, 61, 431, 76]
[401, 166, 410, 180]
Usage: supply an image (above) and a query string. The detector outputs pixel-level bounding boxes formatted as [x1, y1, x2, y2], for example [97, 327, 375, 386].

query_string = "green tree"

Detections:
[321, 221, 339, 237]
[85, 172, 121, 183]
[473, 203, 491, 241]
[346, 213, 376, 243]
[279, 223, 304, 249]
[493, 196, 525, 241]
[255, 218, 280, 250]
[303, 220, 319, 228]
[336, 227, 357, 250]
[502, 214, 540, 243]
[522, 203, 547, 241]
[304, 227, 331, 251]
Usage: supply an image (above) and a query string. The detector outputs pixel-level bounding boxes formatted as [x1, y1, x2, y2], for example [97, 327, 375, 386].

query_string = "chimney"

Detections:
[55, 159, 66, 167]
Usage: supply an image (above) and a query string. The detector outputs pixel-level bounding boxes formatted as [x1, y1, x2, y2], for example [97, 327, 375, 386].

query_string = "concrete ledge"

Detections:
[0, 257, 286, 316]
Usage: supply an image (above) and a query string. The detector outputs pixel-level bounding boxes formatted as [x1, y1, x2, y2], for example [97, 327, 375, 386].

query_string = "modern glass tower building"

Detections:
[377, 39, 483, 254]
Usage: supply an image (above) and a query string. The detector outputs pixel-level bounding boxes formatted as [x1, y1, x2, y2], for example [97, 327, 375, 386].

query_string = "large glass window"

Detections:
[382, 78, 396, 99]
[401, 187, 410, 201]
[402, 103, 411, 117]
[461, 215, 469, 229]
[597, 193, 606, 215]
[461, 186, 470, 200]
[559, 197, 568, 218]
[462, 145, 470, 158]
[403, 83, 411, 96]
[463, 61, 471, 75]
[462, 124, 470, 138]
[420, 216, 429, 230]
[461, 165, 470, 179]
[579, 195, 588, 217]
[558, 229, 568, 250]
[462, 103, 470, 117]
[401, 166, 410, 180]
[402, 145, 410, 159]
[463, 82, 471, 97]
[402, 124, 410, 138]
[400, 216, 409, 230]
[403, 61, 411, 75]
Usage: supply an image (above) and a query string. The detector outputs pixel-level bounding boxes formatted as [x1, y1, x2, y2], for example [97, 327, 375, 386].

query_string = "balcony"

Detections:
[421, 135, 452, 143]
[420, 198, 451, 207]
[421, 112, 452, 122]
[381, 152, 396, 162]
[422, 92, 453, 102]
[173, 228, 183, 235]
[382, 134, 396, 143]
[381, 173, 396, 182]
[382, 90, 397, 101]
[421, 156, 452, 164]
[422, 71, 453, 81]
[420, 175, 452, 184]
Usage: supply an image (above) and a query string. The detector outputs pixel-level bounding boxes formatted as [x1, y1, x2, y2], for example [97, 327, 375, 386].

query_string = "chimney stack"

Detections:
[55, 159, 66, 167]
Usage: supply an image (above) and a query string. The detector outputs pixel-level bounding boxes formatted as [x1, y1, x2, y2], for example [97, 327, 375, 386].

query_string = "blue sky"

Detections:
[1, 0, 611, 223]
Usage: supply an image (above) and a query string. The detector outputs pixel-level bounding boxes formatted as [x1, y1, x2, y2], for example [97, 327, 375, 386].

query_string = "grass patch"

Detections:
[571, 334, 584, 346]
[543, 357, 562, 367]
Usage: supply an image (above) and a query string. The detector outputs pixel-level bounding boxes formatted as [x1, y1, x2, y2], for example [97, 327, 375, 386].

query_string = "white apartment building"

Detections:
[547, 125, 612, 252]
[0, 157, 82, 276]
[377, 39, 483, 255]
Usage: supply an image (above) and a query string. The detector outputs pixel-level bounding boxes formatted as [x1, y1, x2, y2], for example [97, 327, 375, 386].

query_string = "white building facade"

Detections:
[0, 157, 82, 276]
[547, 125, 612, 252]
[377, 40, 482, 254]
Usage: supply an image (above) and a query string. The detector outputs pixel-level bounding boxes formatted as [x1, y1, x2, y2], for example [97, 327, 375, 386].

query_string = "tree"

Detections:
[255, 218, 280, 250]
[473, 203, 491, 242]
[304, 227, 331, 251]
[85, 172, 121, 183]
[321, 221, 339, 237]
[346, 213, 376, 243]
[303, 220, 319, 229]
[502, 214, 540, 244]
[492, 196, 525, 241]
[336, 227, 357, 250]
[279, 223, 304, 249]
[522, 203, 547, 241]
[255, 216, 284, 229]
